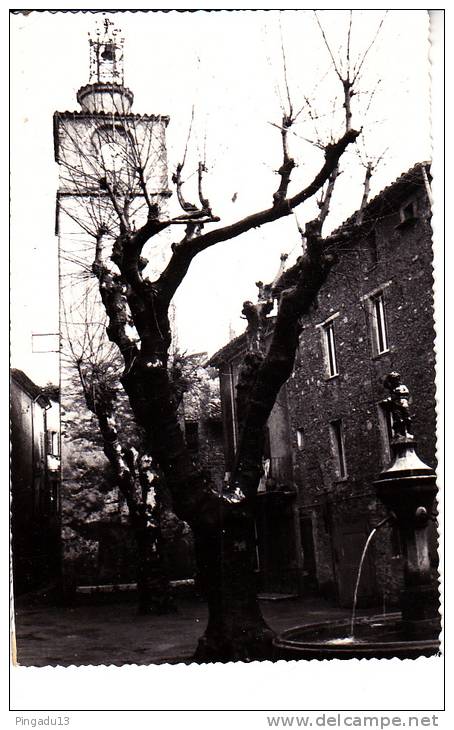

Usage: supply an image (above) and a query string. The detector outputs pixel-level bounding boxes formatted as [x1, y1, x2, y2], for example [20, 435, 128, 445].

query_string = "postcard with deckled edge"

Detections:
[9, 7, 444, 714]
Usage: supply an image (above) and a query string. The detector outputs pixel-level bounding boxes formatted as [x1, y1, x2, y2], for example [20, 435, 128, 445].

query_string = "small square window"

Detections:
[400, 200, 417, 222]
[396, 199, 419, 230]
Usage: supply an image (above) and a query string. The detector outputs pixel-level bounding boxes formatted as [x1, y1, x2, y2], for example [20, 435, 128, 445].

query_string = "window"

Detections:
[400, 199, 417, 223]
[296, 428, 304, 451]
[361, 283, 392, 357]
[396, 199, 419, 231]
[370, 292, 389, 355]
[330, 419, 347, 480]
[321, 318, 339, 378]
[46, 430, 60, 458]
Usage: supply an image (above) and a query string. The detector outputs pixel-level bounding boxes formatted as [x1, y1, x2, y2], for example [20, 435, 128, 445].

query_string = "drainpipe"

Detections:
[229, 363, 238, 454]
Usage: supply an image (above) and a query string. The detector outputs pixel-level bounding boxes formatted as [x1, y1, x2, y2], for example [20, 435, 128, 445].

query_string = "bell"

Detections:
[101, 44, 115, 61]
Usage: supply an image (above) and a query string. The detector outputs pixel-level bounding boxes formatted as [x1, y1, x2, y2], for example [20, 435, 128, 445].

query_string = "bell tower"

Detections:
[54, 15, 171, 249]
[90, 18, 124, 84]
[54, 17, 170, 208]
[76, 17, 134, 115]
[54, 17, 172, 593]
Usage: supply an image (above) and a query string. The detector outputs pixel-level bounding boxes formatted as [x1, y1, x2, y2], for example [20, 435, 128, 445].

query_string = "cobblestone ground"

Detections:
[13, 595, 356, 666]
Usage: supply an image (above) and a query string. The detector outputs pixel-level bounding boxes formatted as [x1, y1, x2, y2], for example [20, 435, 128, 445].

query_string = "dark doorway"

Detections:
[255, 493, 298, 594]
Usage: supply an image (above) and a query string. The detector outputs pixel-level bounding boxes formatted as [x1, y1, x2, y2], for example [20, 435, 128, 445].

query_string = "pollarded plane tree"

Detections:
[56, 11, 386, 660]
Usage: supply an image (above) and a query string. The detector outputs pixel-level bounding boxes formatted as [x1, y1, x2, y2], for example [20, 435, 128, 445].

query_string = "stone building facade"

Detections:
[211, 163, 438, 606]
[10, 370, 61, 594]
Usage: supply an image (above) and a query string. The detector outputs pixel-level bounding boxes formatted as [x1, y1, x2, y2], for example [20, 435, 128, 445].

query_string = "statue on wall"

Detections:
[383, 371, 413, 440]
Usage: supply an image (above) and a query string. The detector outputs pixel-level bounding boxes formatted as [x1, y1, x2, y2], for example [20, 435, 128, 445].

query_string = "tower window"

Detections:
[330, 419, 347, 480]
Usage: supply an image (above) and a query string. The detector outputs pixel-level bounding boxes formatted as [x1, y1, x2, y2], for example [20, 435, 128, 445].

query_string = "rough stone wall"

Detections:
[286, 184, 437, 606]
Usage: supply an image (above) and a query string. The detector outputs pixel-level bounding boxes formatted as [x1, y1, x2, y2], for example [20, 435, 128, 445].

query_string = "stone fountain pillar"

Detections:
[373, 373, 439, 640]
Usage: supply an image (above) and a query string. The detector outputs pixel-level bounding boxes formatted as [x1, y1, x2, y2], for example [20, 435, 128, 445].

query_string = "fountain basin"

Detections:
[273, 613, 440, 660]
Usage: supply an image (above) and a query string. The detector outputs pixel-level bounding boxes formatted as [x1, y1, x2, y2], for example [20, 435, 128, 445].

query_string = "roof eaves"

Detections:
[332, 162, 431, 236]
[54, 110, 170, 125]
[11, 369, 44, 400]
[209, 332, 248, 368]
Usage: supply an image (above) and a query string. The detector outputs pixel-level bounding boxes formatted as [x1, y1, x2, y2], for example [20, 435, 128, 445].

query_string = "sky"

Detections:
[10, 9, 434, 385]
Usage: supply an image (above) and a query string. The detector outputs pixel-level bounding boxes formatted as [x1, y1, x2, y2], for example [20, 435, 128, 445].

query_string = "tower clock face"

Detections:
[93, 126, 130, 188]
[100, 141, 124, 174]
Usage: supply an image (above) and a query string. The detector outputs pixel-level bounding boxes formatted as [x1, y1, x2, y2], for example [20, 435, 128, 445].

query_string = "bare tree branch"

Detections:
[279, 13, 293, 119]
[156, 128, 359, 304]
[352, 11, 388, 84]
[314, 11, 343, 81]
[273, 113, 296, 206]
[318, 164, 340, 226]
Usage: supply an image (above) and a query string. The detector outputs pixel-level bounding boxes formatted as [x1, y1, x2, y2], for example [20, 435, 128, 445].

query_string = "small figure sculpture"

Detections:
[383, 371, 413, 440]
[241, 297, 272, 352]
[255, 280, 273, 304]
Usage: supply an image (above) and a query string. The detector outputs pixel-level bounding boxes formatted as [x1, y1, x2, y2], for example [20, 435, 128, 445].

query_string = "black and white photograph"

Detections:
[9, 6, 445, 717]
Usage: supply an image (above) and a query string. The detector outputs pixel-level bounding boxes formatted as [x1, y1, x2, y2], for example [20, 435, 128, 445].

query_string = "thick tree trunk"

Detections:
[193, 510, 275, 662]
[121, 359, 273, 659]
[133, 509, 175, 615]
